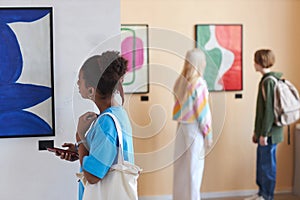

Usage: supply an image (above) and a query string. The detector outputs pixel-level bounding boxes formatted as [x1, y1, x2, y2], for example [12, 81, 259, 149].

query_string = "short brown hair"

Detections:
[254, 49, 275, 68]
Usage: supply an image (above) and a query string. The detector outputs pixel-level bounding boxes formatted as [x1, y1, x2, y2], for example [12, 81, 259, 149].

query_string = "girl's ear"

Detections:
[88, 87, 93, 94]
[88, 87, 95, 99]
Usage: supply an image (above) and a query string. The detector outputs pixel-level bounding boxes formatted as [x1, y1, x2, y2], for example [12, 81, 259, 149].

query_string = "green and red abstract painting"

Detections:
[196, 24, 243, 91]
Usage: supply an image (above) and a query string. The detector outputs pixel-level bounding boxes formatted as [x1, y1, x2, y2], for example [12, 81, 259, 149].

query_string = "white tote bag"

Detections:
[77, 112, 141, 200]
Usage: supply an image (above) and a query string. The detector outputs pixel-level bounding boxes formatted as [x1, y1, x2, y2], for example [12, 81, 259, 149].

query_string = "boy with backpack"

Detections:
[245, 49, 283, 200]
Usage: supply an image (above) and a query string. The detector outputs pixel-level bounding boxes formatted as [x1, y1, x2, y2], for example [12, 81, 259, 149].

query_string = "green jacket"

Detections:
[254, 71, 284, 144]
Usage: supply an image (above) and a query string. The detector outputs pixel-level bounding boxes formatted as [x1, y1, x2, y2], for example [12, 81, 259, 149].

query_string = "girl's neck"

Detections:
[95, 94, 112, 113]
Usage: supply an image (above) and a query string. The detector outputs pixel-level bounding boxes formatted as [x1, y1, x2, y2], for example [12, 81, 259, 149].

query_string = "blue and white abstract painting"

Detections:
[0, 8, 54, 138]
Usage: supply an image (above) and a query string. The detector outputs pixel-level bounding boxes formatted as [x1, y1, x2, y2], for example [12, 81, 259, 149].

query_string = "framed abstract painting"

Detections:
[121, 24, 149, 94]
[0, 7, 55, 138]
[195, 24, 243, 91]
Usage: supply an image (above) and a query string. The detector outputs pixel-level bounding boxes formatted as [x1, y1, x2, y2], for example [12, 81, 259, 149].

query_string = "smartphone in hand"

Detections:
[47, 147, 79, 160]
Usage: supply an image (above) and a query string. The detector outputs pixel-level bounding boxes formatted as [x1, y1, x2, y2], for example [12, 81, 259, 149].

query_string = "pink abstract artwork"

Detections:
[121, 36, 144, 72]
[121, 24, 149, 93]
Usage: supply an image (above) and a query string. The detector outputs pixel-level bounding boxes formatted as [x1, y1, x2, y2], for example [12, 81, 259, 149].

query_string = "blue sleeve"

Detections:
[82, 116, 118, 179]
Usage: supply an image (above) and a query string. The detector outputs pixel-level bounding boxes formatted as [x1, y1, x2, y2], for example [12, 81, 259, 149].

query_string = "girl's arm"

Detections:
[76, 112, 101, 184]
[76, 133, 101, 184]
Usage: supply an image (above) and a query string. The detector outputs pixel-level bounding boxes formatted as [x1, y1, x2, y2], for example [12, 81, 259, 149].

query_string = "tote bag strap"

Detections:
[99, 112, 124, 164]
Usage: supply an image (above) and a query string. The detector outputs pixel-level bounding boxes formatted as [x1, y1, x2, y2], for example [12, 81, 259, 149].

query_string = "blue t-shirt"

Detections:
[78, 106, 134, 200]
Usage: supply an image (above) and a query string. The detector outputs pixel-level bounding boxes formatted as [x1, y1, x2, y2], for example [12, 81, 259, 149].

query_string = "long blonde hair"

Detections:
[174, 48, 207, 101]
[181, 48, 206, 80]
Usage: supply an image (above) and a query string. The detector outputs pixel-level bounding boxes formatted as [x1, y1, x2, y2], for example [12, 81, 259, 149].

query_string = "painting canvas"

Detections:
[195, 24, 243, 91]
[121, 24, 149, 94]
[0, 7, 55, 138]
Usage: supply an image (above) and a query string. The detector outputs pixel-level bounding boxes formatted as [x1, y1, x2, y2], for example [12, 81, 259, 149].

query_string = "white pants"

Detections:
[173, 122, 205, 200]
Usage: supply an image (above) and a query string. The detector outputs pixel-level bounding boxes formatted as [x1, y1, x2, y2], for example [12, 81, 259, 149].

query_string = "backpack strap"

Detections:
[261, 75, 278, 101]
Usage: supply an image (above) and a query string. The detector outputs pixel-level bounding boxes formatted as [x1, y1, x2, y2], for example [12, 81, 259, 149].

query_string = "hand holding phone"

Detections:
[47, 147, 79, 161]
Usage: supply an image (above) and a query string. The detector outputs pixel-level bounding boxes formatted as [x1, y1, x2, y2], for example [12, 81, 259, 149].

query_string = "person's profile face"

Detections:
[77, 69, 89, 99]
[254, 62, 261, 72]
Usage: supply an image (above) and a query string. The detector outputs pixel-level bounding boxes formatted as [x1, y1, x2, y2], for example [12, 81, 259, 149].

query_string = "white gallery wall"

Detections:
[0, 0, 120, 199]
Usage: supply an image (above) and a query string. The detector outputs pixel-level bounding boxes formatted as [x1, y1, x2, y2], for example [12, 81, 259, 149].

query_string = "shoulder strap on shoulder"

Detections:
[99, 112, 124, 163]
[262, 75, 278, 84]
[261, 75, 278, 101]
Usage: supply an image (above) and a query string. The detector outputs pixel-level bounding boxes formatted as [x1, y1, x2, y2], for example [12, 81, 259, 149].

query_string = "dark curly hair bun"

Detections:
[81, 51, 128, 97]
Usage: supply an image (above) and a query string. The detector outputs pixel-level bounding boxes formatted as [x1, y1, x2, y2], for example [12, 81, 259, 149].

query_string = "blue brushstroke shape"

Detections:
[0, 9, 53, 137]
[0, 83, 51, 112]
[0, 24, 22, 83]
[0, 111, 52, 136]
[0, 9, 50, 23]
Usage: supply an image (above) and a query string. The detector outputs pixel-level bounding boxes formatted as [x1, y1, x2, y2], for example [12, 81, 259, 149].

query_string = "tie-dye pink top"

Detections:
[173, 77, 212, 137]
